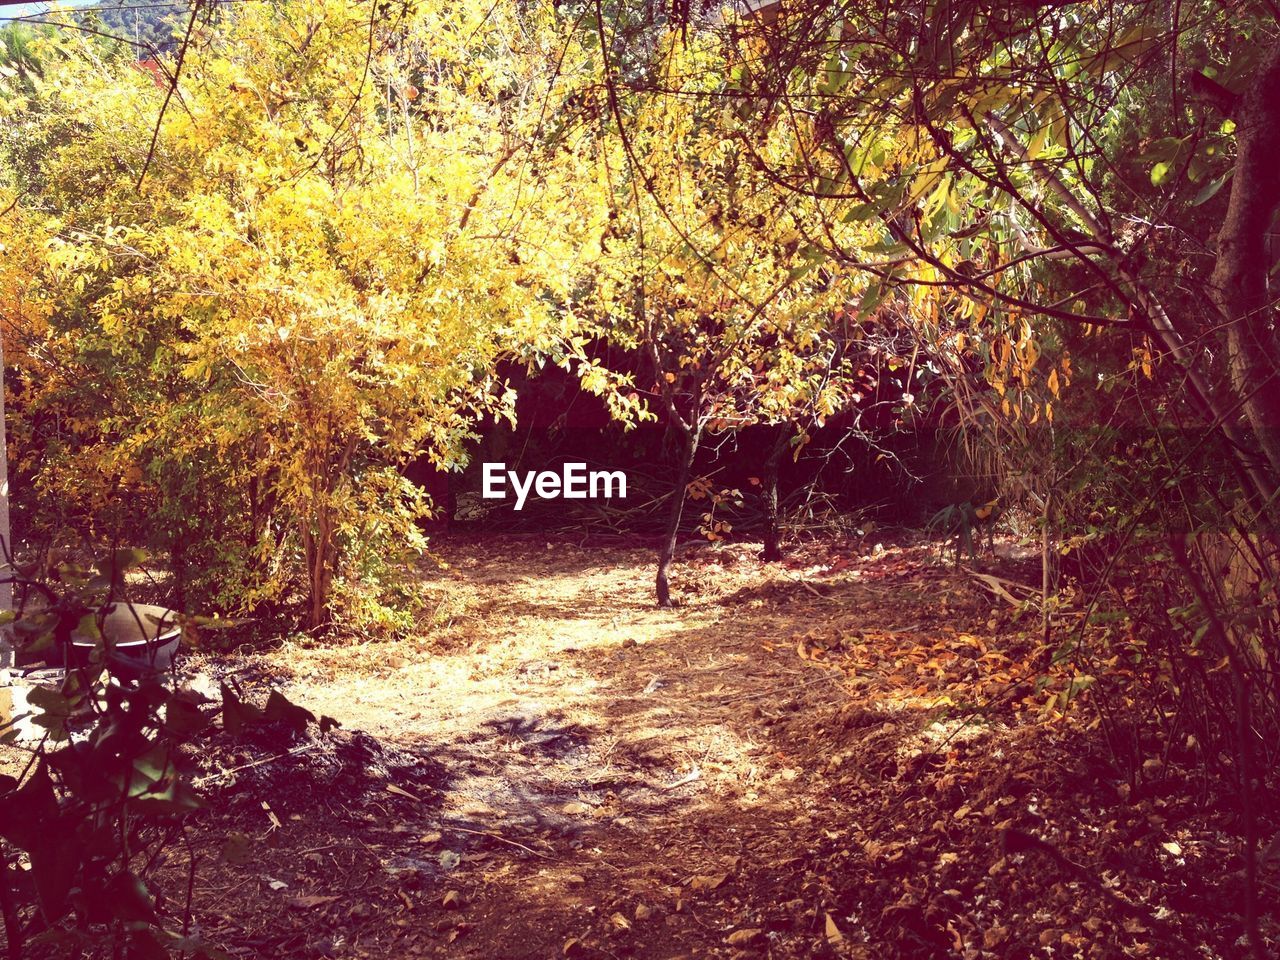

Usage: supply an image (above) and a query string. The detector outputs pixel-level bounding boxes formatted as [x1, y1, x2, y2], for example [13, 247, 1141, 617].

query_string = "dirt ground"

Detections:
[130, 535, 1277, 958]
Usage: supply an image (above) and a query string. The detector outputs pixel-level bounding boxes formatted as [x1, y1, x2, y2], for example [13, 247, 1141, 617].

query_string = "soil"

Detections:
[43, 534, 1280, 958]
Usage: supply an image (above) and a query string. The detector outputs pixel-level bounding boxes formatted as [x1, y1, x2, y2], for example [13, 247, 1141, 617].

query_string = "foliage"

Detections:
[0, 0, 603, 630]
[76, 0, 188, 57]
[569, 23, 893, 597]
[927, 497, 999, 564]
[0, 548, 330, 958]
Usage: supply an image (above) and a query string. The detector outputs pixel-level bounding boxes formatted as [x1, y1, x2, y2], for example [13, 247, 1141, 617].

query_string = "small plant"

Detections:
[0, 548, 327, 958]
[928, 498, 1000, 564]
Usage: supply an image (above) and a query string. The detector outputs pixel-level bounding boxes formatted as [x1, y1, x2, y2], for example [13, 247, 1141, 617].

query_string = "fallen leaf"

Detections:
[261, 801, 282, 830]
[689, 872, 729, 892]
[221, 833, 252, 865]
[726, 928, 764, 946]
[825, 913, 844, 946]
[609, 911, 632, 933]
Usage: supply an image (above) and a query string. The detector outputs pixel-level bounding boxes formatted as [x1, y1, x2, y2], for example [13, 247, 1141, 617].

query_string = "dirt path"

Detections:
[263, 539, 872, 956]
[183, 536, 1223, 959]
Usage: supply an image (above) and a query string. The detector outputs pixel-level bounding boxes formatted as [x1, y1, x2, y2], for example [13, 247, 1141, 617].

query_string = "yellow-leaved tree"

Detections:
[0, 0, 606, 629]
[581, 24, 874, 602]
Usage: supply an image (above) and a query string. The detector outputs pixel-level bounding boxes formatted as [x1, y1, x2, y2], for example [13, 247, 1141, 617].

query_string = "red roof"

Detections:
[132, 59, 168, 90]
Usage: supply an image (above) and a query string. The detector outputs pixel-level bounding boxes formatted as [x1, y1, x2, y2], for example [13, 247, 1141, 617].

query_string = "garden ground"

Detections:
[162, 535, 1265, 958]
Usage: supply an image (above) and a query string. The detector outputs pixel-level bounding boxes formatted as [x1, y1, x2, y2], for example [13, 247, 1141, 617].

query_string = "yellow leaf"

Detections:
[825, 913, 844, 946]
[1026, 123, 1051, 161]
[1022, 339, 1040, 369]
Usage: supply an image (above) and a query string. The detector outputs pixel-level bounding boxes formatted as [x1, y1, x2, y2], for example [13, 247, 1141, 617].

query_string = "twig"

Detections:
[180, 826, 198, 954]
[773, 568, 836, 601]
[967, 570, 1034, 607]
[136, 0, 202, 192]
[192, 743, 318, 787]
[446, 825, 557, 861]
[713, 669, 844, 705]
[1239, 676, 1263, 960]
[657, 765, 701, 790]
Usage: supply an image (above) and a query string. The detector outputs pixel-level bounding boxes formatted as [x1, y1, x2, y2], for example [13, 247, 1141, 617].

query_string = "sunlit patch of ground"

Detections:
[242, 539, 844, 841]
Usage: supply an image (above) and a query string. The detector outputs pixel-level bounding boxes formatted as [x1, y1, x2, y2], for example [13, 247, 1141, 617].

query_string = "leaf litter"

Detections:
[140, 533, 1275, 958]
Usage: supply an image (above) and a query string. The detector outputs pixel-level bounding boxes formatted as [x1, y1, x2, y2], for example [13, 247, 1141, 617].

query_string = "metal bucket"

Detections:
[70, 603, 180, 673]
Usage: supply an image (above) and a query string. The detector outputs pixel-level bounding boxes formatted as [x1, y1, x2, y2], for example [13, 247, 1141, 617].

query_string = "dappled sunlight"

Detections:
[254, 540, 836, 847]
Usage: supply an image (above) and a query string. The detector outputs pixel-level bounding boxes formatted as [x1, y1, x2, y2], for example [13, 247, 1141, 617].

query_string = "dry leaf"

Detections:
[609, 911, 632, 933]
[825, 912, 844, 946]
[726, 928, 764, 946]
[689, 872, 729, 891]
[261, 801, 282, 830]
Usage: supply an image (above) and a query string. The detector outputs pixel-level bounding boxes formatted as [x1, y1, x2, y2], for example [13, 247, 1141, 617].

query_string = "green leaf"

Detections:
[818, 52, 851, 95]
[1150, 161, 1172, 187]
[1137, 136, 1186, 164]
[29, 833, 79, 922]
[165, 695, 210, 736]
[0, 763, 59, 849]
[111, 547, 148, 572]
[1191, 173, 1230, 206]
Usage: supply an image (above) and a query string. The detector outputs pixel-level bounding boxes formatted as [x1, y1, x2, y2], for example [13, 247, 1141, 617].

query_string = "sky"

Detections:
[0, 1, 95, 21]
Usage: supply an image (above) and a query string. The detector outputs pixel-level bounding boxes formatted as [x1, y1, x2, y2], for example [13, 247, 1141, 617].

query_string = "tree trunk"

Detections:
[302, 512, 335, 632]
[0, 330, 10, 676]
[761, 424, 789, 562]
[1210, 40, 1280, 488]
[656, 426, 699, 607]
